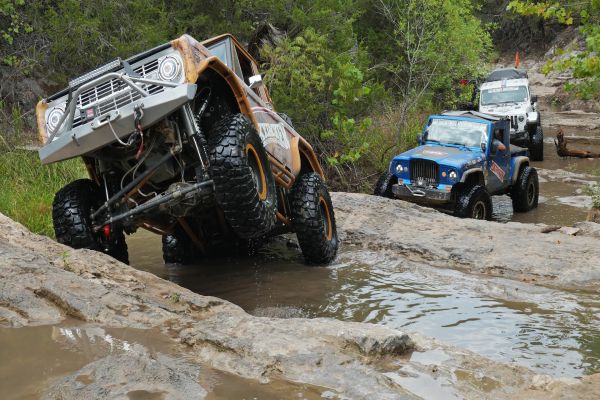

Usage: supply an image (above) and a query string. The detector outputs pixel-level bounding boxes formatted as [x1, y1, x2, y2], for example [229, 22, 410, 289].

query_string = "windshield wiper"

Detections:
[447, 142, 471, 149]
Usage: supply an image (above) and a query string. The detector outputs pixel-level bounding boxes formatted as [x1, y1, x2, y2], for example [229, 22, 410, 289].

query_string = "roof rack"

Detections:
[441, 110, 507, 122]
[484, 68, 528, 82]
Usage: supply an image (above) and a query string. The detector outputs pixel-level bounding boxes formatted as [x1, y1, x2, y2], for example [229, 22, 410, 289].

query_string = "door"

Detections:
[487, 125, 510, 193]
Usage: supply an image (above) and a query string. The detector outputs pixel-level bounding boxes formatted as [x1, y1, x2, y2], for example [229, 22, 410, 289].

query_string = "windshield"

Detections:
[480, 85, 528, 106]
[207, 41, 229, 66]
[426, 119, 488, 148]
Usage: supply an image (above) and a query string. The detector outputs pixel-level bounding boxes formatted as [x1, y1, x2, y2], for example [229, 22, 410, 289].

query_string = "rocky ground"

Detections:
[1, 194, 600, 399]
[333, 193, 600, 292]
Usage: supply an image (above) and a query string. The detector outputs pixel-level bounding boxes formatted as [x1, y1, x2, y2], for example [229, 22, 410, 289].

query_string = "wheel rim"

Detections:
[527, 181, 536, 206]
[319, 196, 333, 241]
[472, 200, 487, 220]
[246, 144, 267, 201]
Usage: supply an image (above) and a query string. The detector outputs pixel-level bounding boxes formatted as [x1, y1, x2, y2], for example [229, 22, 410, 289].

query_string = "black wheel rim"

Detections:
[472, 201, 487, 220]
[527, 181, 535, 205]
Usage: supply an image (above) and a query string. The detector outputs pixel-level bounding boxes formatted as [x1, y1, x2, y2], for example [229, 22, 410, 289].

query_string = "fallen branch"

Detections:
[555, 130, 600, 158]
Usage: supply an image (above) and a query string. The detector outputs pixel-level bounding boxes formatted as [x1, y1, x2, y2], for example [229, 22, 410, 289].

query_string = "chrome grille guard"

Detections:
[47, 73, 179, 143]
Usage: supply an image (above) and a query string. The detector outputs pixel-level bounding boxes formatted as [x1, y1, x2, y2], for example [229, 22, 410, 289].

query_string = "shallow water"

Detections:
[122, 138, 600, 382]
[493, 142, 600, 225]
[0, 321, 327, 399]
[128, 234, 600, 378]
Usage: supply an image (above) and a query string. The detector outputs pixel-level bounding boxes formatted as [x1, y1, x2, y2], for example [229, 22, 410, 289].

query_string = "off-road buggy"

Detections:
[36, 34, 338, 265]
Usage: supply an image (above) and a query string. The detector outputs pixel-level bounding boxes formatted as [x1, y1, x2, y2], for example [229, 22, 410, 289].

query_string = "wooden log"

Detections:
[554, 130, 600, 158]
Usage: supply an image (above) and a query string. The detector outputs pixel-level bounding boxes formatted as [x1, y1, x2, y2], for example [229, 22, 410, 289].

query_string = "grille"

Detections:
[72, 59, 163, 128]
[509, 115, 518, 129]
[410, 159, 439, 187]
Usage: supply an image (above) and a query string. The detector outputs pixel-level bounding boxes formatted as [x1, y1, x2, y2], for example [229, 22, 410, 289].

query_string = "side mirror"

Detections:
[249, 74, 263, 89]
[531, 95, 538, 104]
[416, 133, 423, 145]
[480, 142, 487, 153]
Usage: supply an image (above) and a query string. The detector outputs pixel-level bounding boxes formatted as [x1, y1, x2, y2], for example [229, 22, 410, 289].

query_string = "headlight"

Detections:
[158, 55, 181, 81]
[396, 164, 407, 173]
[518, 115, 525, 122]
[448, 170, 458, 182]
[46, 107, 64, 132]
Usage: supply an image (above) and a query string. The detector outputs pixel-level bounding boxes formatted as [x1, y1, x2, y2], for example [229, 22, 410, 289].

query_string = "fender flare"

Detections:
[173, 35, 325, 181]
[460, 168, 484, 184]
[172, 36, 258, 128]
[289, 136, 325, 180]
[511, 156, 530, 184]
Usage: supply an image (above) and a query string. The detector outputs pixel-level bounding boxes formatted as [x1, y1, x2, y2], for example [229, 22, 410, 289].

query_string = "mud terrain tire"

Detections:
[53, 179, 128, 264]
[454, 185, 493, 220]
[511, 166, 539, 212]
[529, 125, 544, 161]
[373, 171, 395, 198]
[290, 173, 338, 265]
[208, 113, 277, 239]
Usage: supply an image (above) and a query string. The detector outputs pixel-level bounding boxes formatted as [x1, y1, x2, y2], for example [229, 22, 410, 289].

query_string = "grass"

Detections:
[0, 149, 87, 237]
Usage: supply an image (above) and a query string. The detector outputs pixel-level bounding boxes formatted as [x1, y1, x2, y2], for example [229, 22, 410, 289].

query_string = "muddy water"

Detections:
[491, 141, 600, 225]
[125, 101, 600, 384]
[128, 233, 600, 378]
[0, 321, 327, 399]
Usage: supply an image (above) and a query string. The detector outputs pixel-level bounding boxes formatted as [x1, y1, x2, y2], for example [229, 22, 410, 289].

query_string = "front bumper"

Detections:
[39, 81, 197, 164]
[392, 183, 452, 205]
[510, 129, 529, 144]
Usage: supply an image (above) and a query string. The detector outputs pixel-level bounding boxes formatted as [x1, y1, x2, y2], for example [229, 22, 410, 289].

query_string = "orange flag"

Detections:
[515, 50, 521, 68]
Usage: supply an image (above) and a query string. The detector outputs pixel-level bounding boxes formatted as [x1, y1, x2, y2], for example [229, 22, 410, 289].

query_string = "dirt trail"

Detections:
[3, 204, 600, 399]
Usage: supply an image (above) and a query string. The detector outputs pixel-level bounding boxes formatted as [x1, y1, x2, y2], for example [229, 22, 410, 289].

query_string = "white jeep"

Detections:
[478, 68, 543, 161]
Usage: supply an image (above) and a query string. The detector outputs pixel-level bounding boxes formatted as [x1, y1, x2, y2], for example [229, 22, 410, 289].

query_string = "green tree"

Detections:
[508, 0, 600, 100]
[262, 28, 380, 169]
[360, 0, 492, 131]
[0, 0, 32, 66]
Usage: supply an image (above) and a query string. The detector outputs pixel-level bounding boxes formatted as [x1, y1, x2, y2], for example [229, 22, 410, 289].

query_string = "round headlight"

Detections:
[396, 164, 403, 173]
[449, 170, 458, 181]
[158, 56, 181, 81]
[46, 108, 64, 132]
[518, 115, 525, 122]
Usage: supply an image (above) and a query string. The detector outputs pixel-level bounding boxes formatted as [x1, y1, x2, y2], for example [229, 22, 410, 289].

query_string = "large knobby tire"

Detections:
[373, 171, 396, 198]
[52, 179, 129, 264]
[511, 166, 539, 212]
[208, 114, 277, 239]
[162, 226, 194, 264]
[529, 125, 544, 161]
[290, 173, 338, 265]
[454, 185, 493, 220]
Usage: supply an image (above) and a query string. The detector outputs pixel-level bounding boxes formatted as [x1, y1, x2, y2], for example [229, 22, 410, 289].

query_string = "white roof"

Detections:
[480, 78, 529, 91]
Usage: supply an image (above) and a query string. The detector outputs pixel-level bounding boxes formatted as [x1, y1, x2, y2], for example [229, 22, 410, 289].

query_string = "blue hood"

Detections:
[394, 144, 481, 168]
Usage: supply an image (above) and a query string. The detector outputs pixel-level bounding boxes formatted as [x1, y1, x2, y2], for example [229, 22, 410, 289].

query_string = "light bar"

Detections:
[69, 58, 122, 88]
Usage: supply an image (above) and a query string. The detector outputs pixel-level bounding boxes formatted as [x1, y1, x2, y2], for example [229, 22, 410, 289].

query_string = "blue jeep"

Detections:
[374, 111, 539, 220]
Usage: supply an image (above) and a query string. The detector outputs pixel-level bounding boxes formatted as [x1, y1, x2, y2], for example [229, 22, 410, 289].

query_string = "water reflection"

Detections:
[129, 234, 600, 378]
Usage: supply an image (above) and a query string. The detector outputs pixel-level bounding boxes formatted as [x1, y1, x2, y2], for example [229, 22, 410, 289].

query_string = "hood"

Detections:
[395, 145, 481, 168]
[480, 102, 531, 116]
